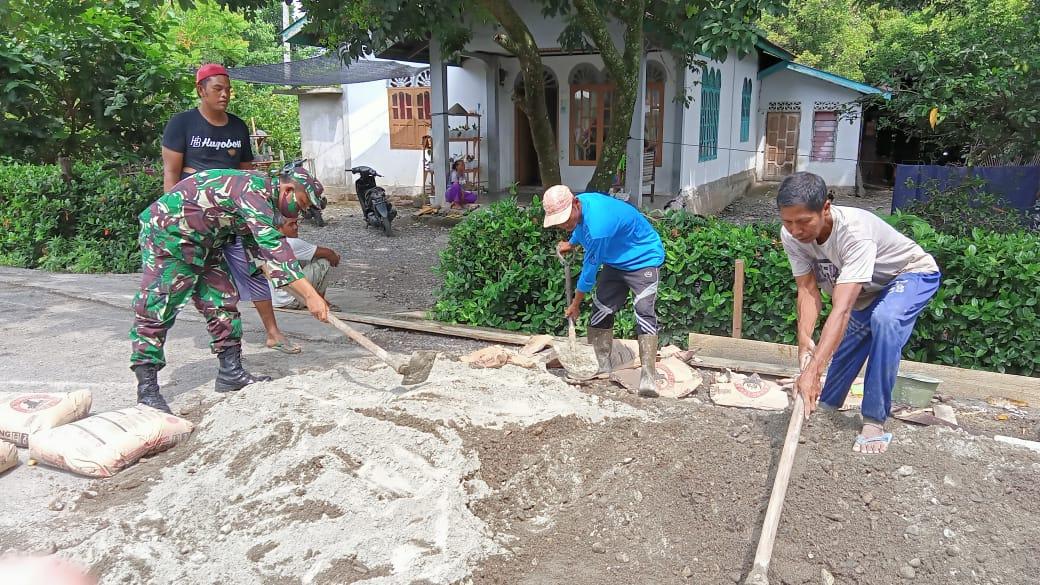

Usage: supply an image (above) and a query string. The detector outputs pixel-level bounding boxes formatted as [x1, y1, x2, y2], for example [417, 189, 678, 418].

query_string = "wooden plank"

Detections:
[688, 333, 1040, 403]
[275, 307, 532, 346]
[732, 259, 744, 339]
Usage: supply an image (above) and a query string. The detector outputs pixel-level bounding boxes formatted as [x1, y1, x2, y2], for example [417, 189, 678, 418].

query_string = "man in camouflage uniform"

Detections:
[130, 165, 329, 413]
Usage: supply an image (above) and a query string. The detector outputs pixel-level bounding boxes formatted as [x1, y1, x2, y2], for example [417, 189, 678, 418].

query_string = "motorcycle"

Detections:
[349, 166, 397, 236]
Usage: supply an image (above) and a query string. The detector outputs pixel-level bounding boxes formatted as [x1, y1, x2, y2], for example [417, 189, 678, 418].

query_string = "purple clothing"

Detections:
[446, 182, 477, 205]
[223, 238, 273, 302]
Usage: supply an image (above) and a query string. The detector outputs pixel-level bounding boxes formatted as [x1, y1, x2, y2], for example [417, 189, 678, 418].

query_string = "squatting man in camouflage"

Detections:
[129, 165, 330, 414]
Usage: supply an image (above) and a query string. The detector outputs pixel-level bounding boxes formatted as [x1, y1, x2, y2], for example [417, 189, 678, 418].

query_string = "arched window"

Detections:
[569, 64, 610, 165]
[698, 68, 721, 162]
[644, 61, 667, 166]
[740, 78, 753, 143]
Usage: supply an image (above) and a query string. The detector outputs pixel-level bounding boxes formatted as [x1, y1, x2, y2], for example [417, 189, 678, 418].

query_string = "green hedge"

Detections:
[0, 161, 161, 273]
[432, 199, 1039, 376]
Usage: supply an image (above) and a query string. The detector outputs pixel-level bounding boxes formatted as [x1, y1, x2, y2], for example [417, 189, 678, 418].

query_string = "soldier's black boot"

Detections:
[133, 364, 172, 414]
[214, 345, 273, 393]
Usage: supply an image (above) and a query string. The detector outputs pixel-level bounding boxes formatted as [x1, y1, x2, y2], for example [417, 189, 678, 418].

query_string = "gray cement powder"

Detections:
[67, 359, 645, 584]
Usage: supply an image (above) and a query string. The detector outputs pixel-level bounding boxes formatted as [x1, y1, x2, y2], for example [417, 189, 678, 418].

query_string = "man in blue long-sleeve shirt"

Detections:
[543, 185, 666, 396]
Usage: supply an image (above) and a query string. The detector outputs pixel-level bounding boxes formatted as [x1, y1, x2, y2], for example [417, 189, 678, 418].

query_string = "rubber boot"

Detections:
[214, 345, 273, 393]
[133, 364, 172, 414]
[637, 334, 661, 398]
[587, 327, 614, 379]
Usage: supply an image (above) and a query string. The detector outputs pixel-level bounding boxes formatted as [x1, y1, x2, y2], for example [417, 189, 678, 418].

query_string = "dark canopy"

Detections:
[228, 55, 425, 87]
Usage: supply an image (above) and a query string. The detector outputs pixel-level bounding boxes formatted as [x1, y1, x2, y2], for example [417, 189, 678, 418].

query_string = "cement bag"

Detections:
[29, 406, 194, 478]
[0, 442, 17, 474]
[0, 391, 92, 447]
[611, 357, 704, 398]
[710, 372, 789, 411]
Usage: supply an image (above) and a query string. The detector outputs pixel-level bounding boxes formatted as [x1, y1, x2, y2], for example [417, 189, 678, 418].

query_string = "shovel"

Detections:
[554, 251, 597, 378]
[327, 313, 437, 385]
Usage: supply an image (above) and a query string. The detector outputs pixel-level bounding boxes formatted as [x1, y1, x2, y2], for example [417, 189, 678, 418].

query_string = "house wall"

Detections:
[494, 51, 683, 195]
[297, 59, 486, 195]
[673, 49, 761, 214]
[298, 92, 350, 195]
[757, 69, 864, 187]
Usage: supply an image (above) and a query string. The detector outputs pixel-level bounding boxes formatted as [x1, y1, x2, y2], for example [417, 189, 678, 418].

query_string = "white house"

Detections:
[280, 4, 886, 213]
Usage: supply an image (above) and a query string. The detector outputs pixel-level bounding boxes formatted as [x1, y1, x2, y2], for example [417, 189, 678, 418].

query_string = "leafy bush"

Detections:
[433, 199, 1039, 376]
[0, 161, 161, 273]
[901, 176, 1026, 237]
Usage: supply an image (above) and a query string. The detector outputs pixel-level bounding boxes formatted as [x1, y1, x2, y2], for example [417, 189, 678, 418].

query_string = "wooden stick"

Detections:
[732, 259, 745, 339]
[326, 313, 403, 373]
[274, 308, 532, 346]
[744, 393, 806, 585]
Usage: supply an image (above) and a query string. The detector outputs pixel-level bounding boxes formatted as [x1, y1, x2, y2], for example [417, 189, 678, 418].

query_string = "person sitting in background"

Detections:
[269, 216, 342, 311]
[445, 159, 477, 209]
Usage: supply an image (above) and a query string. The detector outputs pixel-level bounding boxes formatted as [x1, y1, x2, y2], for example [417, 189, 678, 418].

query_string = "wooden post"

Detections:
[732, 259, 745, 339]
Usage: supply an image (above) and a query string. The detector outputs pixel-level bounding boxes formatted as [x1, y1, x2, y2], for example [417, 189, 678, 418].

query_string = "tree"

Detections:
[213, 1, 788, 191]
[555, 0, 788, 191]
[862, 0, 1040, 163]
[3, 0, 185, 163]
[758, 0, 894, 81]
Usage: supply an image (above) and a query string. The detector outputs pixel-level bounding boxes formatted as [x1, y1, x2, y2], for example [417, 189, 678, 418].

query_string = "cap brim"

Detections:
[543, 206, 573, 228]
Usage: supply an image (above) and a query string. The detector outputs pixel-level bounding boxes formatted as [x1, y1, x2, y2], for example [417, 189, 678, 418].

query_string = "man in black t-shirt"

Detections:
[161, 64, 301, 355]
[162, 63, 253, 190]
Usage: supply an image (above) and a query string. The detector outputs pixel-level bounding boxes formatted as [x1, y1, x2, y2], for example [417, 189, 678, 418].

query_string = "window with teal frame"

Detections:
[740, 78, 752, 143]
[699, 68, 721, 161]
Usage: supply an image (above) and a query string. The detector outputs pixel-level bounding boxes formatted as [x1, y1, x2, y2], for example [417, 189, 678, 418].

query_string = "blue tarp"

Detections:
[891, 165, 1040, 213]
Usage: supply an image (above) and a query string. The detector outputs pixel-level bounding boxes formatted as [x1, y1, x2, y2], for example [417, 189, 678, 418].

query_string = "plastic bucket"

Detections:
[893, 373, 942, 407]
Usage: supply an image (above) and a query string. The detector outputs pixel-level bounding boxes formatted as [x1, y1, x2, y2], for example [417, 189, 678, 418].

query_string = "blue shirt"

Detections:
[568, 193, 665, 293]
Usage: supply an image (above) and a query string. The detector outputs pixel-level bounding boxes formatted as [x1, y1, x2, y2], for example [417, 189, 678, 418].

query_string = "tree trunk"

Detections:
[572, 0, 645, 192]
[477, 0, 561, 187]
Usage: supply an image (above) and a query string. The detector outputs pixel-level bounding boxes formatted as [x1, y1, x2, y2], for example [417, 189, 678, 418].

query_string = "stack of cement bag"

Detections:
[0, 391, 194, 478]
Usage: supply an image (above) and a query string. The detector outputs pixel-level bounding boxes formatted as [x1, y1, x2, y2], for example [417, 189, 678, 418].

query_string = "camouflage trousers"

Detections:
[129, 245, 242, 368]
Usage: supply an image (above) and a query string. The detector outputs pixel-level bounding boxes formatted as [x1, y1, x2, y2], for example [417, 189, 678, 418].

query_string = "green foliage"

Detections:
[434, 200, 1039, 376]
[862, 0, 1040, 162]
[3, 0, 187, 163]
[900, 176, 1027, 237]
[0, 161, 162, 273]
[883, 213, 1039, 374]
[759, 0, 899, 81]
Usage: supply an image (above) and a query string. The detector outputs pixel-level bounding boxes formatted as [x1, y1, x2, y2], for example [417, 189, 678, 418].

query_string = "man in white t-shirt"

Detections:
[777, 172, 941, 454]
[269, 217, 341, 310]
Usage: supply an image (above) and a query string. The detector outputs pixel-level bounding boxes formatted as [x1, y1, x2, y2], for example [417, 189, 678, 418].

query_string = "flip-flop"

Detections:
[268, 340, 302, 354]
[852, 432, 893, 453]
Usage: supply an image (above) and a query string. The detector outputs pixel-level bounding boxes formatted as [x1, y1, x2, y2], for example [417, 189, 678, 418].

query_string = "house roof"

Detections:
[758, 61, 890, 97]
[754, 38, 795, 61]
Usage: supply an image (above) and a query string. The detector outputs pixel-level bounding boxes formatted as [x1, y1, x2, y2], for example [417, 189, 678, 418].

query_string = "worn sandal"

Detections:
[852, 432, 893, 453]
[268, 340, 302, 354]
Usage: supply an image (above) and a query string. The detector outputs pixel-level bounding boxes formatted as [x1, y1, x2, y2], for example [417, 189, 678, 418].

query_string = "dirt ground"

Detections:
[4, 189, 1039, 584]
[718, 184, 894, 225]
[305, 203, 451, 311]
[3, 342, 1038, 585]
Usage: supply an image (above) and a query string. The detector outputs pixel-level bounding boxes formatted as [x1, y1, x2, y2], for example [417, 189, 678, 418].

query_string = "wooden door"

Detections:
[765, 111, 801, 179]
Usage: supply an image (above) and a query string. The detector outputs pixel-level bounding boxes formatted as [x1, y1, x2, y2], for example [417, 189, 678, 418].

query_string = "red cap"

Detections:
[196, 64, 229, 84]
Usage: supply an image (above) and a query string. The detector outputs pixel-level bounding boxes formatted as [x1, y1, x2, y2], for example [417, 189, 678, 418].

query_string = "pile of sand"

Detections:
[66, 359, 645, 584]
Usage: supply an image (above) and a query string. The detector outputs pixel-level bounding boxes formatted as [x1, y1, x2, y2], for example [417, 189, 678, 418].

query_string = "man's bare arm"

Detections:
[161, 147, 185, 192]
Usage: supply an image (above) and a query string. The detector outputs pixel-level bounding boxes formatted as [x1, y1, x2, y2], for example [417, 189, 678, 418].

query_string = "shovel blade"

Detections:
[400, 350, 438, 385]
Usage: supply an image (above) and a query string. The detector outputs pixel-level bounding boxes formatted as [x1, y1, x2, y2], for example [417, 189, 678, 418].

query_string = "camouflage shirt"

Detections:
[139, 169, 304, 287]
